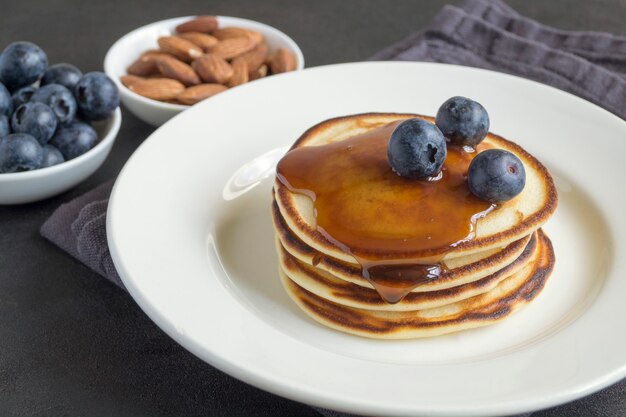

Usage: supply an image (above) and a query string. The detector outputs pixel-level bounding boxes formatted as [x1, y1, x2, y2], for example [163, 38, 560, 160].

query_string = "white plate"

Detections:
[107, 62, 626, 417]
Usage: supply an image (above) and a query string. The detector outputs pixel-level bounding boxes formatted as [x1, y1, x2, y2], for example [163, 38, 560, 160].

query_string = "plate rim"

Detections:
[107, 61, 626, 416]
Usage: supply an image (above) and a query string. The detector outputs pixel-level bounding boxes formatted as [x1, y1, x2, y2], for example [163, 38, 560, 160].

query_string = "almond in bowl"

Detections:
[104, 15, 304, 126]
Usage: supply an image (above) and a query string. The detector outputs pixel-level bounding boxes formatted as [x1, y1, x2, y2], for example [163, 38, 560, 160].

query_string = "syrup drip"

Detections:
[361, 262, 443, 304]
[277, 119, 494, 303]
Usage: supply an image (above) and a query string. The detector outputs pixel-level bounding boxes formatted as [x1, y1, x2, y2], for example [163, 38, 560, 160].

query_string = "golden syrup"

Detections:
[277, 119, 493, 303]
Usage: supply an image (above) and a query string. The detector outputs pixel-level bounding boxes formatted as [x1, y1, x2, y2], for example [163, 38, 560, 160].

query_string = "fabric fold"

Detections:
[463, 0, 626, 67]
[40, 179, 123, 287]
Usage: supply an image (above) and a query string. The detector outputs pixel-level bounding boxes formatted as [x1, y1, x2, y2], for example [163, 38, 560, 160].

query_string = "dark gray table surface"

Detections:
[1, 1, 625, 416]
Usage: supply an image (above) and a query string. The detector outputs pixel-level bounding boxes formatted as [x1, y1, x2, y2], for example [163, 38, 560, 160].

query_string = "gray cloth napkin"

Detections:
[40, 179, 122, 287]
[371, 0, 626, 121]
[40, 0, 626, 416]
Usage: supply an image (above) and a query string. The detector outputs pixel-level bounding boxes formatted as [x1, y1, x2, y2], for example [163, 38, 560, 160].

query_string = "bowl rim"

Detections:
[0, 107, 122, 180]
[103, 15, 305, 112]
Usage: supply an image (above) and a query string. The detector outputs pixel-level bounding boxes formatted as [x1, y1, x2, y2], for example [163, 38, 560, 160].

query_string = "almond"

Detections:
[269, 48, 297, 74]
[208, 37, 256, 60]
[237, 42, 268, 74]
[228, 58, 249, 87]
[192, 54, 233, 84]
[126, 52, 171, 76]
[177, 84, 228, 105]
[127, 58, 158, 76]
[120, 75, 144, 87]
[142, 49, 172, 58]
[128, 78, 185, 101]
[249, 64, 268, 81]
[175, 16, 218, 33]
[156, 55, 201, 86]
[212, 27, 263, 45]
[178, 32, 219, 52]
[144, 73, 169, 79]
[157, 36, 203, 62]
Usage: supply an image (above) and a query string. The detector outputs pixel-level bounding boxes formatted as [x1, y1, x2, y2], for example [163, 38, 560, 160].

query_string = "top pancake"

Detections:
[274, 113, 557, 264]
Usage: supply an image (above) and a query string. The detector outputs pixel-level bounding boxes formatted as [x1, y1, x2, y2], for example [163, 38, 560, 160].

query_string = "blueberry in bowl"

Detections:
[11, 85, 36, 108]
[0, 114, 10, 138]
[0, 82, 13, 117]
[11, 102, 58, 145]
[31, 83, 77, 124]
[0, 133, 44, 173]
[41, 63, 83, 90]
[50, 121, 98, 160]
[41, 144, 65, 168]
[74, 72, 120, 121]
[0, 41, 48, 92]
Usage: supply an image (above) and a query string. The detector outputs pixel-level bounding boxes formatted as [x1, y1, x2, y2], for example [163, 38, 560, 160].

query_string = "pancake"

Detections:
[280, 229, 554, 339]
[272, 197, 532, 292]
[274, 113, 557, 264]
[276, 231, 538, 311]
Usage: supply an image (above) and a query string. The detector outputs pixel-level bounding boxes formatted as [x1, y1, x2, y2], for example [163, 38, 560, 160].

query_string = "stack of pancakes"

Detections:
[272, 113, 557, 339]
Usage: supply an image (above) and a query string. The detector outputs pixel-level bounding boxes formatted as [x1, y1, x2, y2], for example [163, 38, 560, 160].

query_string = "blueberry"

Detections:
[0, 115, 10, 138]
[42, 63, 83, 90]
[0, 41, 48, 91]
[0, 82, 12, 117]
[49, 121, 97, 160]
[0, 133, 43, 173]
[11, 85, 36, 109]
[74, 72, 119, 121]
[31, 83, 76, 124]
[468, 149, 526, 203]
[387, 118, 447, 178]
[435, 96, 490, 148]
[41, 144, 65, 168]
[11, 102, 58, 145]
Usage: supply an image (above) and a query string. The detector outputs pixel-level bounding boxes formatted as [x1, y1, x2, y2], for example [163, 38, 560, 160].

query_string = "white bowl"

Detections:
[104, 16, 305, 127]
[0, 107, 122, 205]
